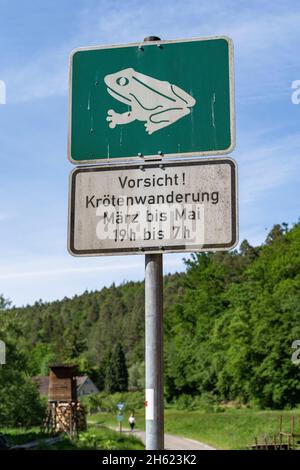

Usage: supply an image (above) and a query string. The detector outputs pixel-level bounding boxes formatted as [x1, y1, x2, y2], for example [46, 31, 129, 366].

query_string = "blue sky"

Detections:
[0, 0, 299, 306]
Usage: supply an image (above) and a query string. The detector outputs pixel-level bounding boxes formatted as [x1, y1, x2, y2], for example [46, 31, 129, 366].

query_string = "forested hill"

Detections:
[1, 222, 300, 408]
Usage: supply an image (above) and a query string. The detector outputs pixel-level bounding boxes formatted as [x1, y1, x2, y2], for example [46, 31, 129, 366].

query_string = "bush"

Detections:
[173, 394, 195, 410]
[81, 391, 144, 414]
[0, 372, 47, 427]
[192, 392, 220, 412]
[0, 341, 47, 427]
[172, 392, 224, 412]
[128, 362, 144, 390]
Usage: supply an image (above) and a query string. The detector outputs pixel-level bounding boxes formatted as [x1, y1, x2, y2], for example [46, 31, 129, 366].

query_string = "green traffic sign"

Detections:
[68, 36, 235, 163]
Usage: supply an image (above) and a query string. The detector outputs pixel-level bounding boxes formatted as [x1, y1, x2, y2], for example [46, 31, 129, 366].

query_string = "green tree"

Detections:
[0, 294, 11, 310]
[0, 340, 46, 426]
[2, 222, 300, 409]
[105, 343, 128, 393]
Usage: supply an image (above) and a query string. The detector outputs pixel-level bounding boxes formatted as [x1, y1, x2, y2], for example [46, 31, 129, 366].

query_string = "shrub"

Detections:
[172, 392, 224, 412]
[192, 392, 219, 412]
[0, 373, 47, 427]
[81, 391, 144, 414]
[0, 341, 47, 427]
[173, 394, 195, 410]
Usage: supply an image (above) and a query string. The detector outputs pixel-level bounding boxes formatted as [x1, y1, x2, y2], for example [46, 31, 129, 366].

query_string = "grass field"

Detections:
[41, 427, 144, 450]
[3, 408, 300, 450]
[0, 426, 144, 450]
[88, 408, 300, 450]
[0, 427, 47, 446]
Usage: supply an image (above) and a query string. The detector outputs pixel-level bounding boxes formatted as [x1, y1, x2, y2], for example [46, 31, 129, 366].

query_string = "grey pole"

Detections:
[143, 35, 164, 451]
[145, 253, 164, 450]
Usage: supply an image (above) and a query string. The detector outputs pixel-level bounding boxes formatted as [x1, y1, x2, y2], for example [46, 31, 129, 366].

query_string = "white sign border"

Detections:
[68, 157, 238, 257]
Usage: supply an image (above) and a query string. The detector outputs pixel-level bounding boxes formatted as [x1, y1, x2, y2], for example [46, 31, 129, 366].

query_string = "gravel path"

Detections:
[89, 422, 216, 450]
[121, 428, 216, 450]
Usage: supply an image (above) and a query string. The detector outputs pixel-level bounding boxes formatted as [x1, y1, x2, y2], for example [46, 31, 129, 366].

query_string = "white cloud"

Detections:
[237, 132, 300, 205]
[0, 261, 143, 281]
[3, 46, 69, 103]
[0, 253, 184, 306]
[3, 0, 300, 103]
[0, 254, 183, 281]
[0, 213, 14, 221]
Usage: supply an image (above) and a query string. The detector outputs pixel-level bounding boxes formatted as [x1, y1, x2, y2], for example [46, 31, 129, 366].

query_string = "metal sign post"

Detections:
[144, 36, 164, 450]
[145, 252, 164, 449]
[145, 254, 164, 450]
[117, 413, 124, 434]
[67, 34, 238, 451]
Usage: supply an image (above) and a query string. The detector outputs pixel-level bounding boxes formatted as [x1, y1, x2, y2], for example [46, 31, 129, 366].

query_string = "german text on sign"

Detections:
[68, 158, 238, 256]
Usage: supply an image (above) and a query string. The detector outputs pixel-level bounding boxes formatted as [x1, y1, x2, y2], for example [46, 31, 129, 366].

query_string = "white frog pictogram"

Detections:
[104, 68, 196, 135]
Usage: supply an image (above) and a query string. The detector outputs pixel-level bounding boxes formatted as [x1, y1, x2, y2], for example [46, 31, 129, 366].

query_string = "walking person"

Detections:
[129, 413, 136, 432]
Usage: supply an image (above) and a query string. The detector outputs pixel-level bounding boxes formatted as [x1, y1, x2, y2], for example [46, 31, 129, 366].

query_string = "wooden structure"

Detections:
[44, 364, 86, 437]
[278, 415, 300, 450]
[251, 415, 300, 450]
[251, 436, 289, 450]
[33, 374, 99, 398]
[48, 364, 77, 402]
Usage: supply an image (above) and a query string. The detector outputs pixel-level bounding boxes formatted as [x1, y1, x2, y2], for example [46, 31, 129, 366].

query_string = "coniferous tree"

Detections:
[2, 222, 300, 408]
[105, 343, 128, 393]
[113, 342, 128, 392]
[104, 350, 116, 393]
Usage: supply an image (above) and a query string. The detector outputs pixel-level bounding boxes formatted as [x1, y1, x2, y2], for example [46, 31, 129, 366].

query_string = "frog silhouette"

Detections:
[104, 68, 196, 135]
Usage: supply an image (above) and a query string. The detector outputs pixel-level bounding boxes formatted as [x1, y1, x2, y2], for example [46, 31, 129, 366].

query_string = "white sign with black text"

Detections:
[68, 158, 238, 256]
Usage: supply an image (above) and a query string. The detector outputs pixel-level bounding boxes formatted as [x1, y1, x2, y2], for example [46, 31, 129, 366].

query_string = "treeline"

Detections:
[1, 222, 300, 413]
